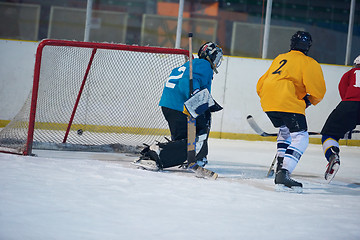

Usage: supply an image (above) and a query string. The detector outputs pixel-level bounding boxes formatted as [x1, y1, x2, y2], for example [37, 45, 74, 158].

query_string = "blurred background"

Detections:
[0, 0, 359, 65]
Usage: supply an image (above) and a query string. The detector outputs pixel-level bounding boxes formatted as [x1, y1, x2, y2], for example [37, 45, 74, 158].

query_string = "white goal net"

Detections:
[0, 39, 189, 155]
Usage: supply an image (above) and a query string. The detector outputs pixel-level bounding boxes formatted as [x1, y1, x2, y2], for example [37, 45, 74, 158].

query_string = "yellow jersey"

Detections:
[256, 50, 326, 115]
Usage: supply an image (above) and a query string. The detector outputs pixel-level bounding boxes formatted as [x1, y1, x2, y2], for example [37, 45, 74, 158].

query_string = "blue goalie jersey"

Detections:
[159, 58, 214, 112]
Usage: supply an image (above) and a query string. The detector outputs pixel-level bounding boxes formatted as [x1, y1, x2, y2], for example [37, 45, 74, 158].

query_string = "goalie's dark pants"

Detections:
[161, 107, 211, 140]
[321, 101, 360, 140]
[158, 107, 211, 168]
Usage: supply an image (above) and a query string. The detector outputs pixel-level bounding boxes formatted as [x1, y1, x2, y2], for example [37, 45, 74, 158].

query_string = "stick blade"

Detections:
[246, 115, 276, 137]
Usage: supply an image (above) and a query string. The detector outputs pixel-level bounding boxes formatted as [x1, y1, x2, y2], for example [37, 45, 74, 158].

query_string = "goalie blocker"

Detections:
[140, 133, 209, 169]
[184, 88, 223, 118]
[183, 88, 223, 118]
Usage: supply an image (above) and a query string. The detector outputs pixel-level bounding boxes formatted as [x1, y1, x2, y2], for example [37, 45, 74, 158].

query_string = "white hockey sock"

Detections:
[277, 126, 291, 158]
[282, 131, 309, 174]
[322, 137, 339, 157]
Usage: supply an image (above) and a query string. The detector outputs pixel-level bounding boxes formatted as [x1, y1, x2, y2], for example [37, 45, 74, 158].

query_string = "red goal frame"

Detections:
[21, 39, 189, 155]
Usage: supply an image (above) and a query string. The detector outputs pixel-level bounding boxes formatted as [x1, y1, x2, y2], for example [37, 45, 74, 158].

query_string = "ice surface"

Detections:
[0, 139, 359, 239]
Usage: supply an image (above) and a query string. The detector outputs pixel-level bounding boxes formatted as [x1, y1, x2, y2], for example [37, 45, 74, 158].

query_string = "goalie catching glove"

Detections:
[183, 88, 223, 118]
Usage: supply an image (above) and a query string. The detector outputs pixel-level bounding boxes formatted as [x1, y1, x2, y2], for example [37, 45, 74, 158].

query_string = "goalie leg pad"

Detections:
[158, 139, 187, 168]
[157, 134, 208, 169]
[195, 133, 208, 158]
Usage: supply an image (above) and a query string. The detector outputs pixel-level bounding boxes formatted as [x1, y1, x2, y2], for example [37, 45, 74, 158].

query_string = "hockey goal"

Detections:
[0, 39, 189, 155]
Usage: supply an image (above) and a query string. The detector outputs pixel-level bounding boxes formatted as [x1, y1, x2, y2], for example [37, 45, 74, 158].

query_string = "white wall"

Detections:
[0, 39, 355, 139]
[0, 40, 38, 118]
[211, 56, 351, 136]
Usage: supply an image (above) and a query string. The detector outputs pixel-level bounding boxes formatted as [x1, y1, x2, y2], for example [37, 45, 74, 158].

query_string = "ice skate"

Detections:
[324, 151, 340, 183]
[132, 157, 159, 171]
[275, 169, 303, 193]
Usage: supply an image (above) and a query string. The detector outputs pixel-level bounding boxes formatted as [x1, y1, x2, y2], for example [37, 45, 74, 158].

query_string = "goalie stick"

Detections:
[187, 32, 196, 165]
[185, 33, 218, 180]
[188, 162, 218, 180]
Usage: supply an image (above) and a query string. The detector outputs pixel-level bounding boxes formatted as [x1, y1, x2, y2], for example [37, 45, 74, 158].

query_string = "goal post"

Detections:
[0, 39, 189, 155]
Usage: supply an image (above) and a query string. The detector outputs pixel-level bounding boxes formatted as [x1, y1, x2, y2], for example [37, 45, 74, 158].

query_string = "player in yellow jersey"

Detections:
[257, 31, 326, 191]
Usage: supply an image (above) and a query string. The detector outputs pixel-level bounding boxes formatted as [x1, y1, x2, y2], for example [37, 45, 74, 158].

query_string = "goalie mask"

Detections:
[290, 31, 312, 55]
[198, 42, 223, 73]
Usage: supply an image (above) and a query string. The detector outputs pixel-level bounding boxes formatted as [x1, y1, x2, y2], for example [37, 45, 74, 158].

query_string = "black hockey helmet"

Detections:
[198, 42, 223, 73]
[290, 31, 312, 55]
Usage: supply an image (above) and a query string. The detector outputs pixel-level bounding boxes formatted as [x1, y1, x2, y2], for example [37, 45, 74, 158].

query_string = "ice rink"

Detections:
[0, 138, 359, 239]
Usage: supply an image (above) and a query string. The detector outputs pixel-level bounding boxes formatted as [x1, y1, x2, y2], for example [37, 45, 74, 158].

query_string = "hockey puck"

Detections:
[77, 129, 83, 135]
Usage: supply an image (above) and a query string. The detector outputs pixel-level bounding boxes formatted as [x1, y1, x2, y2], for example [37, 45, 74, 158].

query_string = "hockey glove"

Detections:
[209, 100, 223, 112]
[184, 88, 215, 118]
[183, 89, 201, 116]
[303, 94, 311, 108]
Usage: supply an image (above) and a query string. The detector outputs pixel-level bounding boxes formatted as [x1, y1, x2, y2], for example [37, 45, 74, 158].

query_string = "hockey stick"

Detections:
[266, 154, 277, 178]
[247, 114, 317, 178]
[246, 115, 277, 137]
[247, 115, 360, 137]
[247, 115, 321, 136]
[248, 114, 359, 177]
[187, 32, 196, 165]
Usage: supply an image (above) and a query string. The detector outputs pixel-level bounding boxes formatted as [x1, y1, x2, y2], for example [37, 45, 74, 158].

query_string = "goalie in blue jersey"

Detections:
[133, 42, 223, 171]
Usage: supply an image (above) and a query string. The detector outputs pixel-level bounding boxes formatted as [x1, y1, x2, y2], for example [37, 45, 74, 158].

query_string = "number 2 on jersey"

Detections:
[165, 66, 186, 88]
[272, 59, 287, 75]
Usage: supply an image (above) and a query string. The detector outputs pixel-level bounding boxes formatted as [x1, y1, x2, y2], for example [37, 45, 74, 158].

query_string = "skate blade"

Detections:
[194, 169, 218, 180]
[325, 163, 340, 183]
[207, 172, 218, 180]
[275, 184, 303, 194]
[190, 165, 218, 180]
[132, 162, 159, 171]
